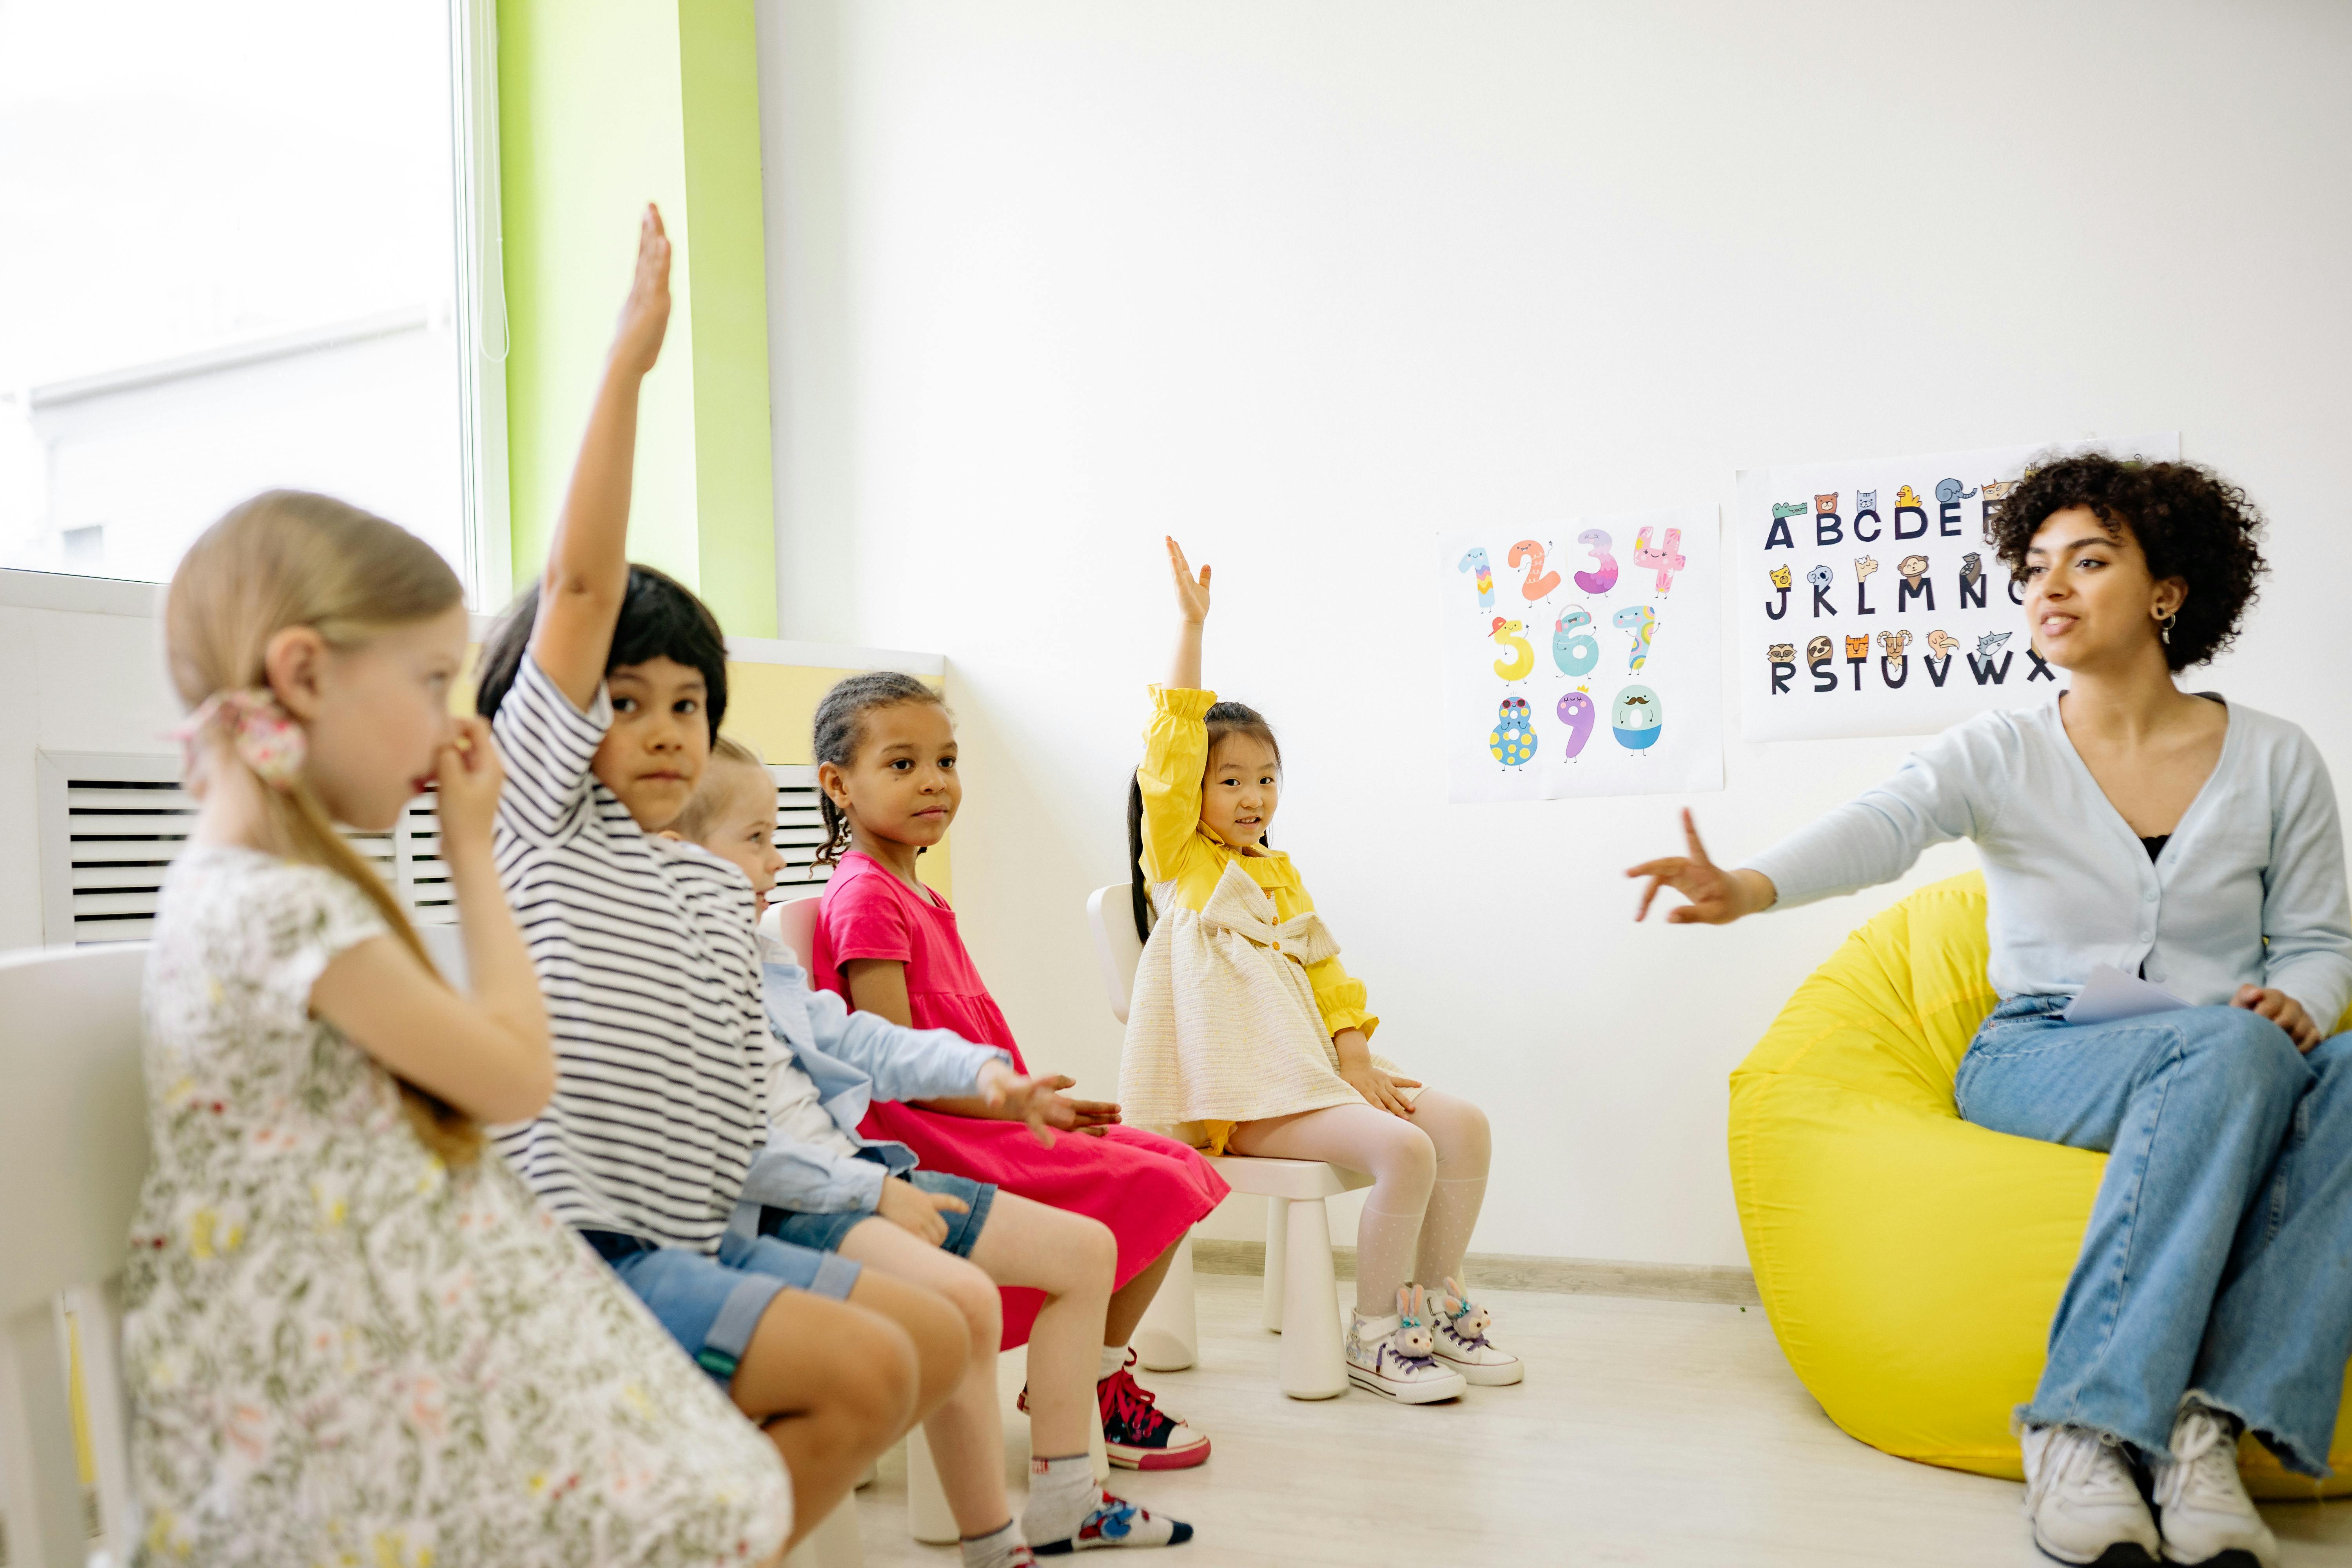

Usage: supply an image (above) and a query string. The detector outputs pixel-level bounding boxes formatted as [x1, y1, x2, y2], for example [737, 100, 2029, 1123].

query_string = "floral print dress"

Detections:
[124, 846, 791, 1566]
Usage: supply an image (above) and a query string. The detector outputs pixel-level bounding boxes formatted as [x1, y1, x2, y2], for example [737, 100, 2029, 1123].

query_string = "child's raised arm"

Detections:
[1166, 535, 1210, 690]
[530, 205, 673, 712]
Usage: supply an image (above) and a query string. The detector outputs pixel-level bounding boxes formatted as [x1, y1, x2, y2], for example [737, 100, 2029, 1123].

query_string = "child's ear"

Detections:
[263, 625, 330, 721]
[816, 759, 852, 809]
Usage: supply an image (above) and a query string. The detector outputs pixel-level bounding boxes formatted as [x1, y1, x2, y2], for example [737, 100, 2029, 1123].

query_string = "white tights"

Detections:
[1226, 1087, 1492, 1318]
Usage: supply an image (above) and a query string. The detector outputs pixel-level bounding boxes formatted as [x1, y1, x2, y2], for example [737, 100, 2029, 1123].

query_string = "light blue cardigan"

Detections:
[1742, 695, 2352, 1029]
[726, 943, 1010, 1241]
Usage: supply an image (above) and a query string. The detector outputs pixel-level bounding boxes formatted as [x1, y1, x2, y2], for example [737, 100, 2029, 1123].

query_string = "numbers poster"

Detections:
[1735, 434, 2179, 742]
[1441, 506, 1722, 804]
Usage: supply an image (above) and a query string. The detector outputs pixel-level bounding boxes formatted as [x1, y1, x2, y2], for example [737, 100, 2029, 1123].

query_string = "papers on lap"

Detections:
[2062, 964, 2190, 1027]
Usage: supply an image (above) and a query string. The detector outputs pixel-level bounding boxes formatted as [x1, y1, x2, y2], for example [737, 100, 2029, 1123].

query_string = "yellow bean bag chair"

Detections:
[1729, 871, 2352, 1497]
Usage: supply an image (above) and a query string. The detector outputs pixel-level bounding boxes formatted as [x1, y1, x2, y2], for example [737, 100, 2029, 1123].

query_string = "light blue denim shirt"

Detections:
[1742, 695, 2352, 1027]
[727, 942, 1010, 1240]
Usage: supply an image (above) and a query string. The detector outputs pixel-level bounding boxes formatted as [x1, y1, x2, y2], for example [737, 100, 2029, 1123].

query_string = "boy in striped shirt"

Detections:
[473, 207, 976, 1554]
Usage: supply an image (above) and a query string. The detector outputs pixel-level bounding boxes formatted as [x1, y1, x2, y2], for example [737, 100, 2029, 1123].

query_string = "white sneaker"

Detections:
[2150, 1403, 2278, 1568]
[1345, 1287, 1466, 1404]
[2020, 1423, 2161, 1566]
[1427, 1277, 1523, 1386]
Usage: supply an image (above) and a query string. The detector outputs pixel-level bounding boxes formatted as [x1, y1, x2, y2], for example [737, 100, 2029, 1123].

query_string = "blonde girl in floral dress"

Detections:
[126, 492, 793, 1565]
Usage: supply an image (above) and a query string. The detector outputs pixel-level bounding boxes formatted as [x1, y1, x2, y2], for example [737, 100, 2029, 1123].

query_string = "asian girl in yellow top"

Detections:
[1119, 538, 1522, 1403]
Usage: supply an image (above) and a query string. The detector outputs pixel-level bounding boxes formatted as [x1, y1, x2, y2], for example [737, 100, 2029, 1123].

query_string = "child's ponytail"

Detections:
[165, 490, 481, 1166]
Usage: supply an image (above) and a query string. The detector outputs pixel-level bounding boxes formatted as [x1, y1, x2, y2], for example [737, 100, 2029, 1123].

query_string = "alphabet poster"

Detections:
[1735, 434, 2180, 742]
[1442, 506, 1723, 803]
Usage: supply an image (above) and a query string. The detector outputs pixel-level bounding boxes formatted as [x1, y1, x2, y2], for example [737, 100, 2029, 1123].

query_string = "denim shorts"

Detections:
[761, 1169, 996, 1258]
[584, 1227, 863, 1389]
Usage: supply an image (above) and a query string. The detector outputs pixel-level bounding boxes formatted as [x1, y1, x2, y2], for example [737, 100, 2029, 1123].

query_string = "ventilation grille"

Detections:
[40, 756, 857, 945]
[37, 751, 453, 946]
[769, 763, 834, 897]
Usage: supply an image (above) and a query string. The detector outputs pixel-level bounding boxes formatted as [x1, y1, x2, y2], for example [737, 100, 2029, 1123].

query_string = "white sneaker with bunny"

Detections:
[1426, 1277, 1521, 1386]
[1346, 1285, 1466, 1404]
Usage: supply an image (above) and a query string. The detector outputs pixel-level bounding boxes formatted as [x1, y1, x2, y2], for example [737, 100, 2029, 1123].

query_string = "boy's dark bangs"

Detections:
[609, 566, 730, 735]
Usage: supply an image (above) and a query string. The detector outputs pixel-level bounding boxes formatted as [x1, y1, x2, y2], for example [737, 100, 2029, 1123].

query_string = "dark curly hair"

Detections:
[810, 671, 949, 866]
[1990, 453, 2265, 672]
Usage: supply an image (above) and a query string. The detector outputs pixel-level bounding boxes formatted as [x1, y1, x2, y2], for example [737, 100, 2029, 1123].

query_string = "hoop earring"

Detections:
[2157, 608, 2175, 646]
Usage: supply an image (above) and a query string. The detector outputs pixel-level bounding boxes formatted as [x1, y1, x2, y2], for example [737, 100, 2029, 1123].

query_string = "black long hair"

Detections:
[811, 670, 949, 866]
[1127, 700, 1281, 942]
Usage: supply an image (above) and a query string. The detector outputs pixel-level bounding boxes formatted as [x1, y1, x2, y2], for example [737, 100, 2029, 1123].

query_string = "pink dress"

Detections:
[814, 852, 1228, 1348]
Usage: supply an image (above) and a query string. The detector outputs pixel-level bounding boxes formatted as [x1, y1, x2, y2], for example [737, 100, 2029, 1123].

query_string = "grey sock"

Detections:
[1020, 1453, 1098, 1546]
[959, 1517, 1024, 1568]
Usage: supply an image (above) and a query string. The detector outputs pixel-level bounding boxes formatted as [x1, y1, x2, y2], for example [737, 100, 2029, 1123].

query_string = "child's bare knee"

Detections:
[937, 1258, 1003, 1345]
[1072, 1214, 1117, 1285]
[901, 1284, 971, 1393]
[834, 1314, 921, 1435]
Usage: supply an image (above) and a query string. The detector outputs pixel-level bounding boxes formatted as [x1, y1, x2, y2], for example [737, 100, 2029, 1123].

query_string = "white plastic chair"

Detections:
[1087, 885, 1370, 1401]
[0, 944, 149, 1568]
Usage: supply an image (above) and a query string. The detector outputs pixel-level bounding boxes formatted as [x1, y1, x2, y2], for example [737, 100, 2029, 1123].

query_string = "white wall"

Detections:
[757, 0, 2352, 1267]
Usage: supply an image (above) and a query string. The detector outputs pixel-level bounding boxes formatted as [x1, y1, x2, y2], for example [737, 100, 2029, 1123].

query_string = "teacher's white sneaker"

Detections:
[2020, 1423, 2161, 1566]
[2149, 1403, 2278, 1568]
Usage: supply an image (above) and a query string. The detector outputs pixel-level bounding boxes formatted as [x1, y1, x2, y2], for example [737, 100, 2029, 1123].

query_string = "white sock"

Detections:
[1098, 1343, 1129, 1381]
[1021, 1453, 1098, 1546]
[958, 1518, 1024, 1568]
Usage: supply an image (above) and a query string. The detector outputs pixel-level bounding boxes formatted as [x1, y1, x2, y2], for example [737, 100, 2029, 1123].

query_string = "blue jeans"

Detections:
[1956, 998, 2352, 1474]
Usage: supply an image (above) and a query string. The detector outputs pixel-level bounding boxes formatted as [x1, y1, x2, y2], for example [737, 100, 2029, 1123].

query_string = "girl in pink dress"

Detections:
[809, 673, 1228, 1471]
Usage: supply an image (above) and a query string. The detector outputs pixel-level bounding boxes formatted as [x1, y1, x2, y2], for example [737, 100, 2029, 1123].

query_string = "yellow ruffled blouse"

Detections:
[1119, 686, 1392, 1152]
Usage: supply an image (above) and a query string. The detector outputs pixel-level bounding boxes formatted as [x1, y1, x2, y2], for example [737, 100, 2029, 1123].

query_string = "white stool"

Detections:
[1087, 886, 1372, 1401]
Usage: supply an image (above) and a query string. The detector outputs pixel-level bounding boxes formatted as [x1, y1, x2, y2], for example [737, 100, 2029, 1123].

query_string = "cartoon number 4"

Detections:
[1632, 526, 1685, 595]
[1508, 539, 1562, 601]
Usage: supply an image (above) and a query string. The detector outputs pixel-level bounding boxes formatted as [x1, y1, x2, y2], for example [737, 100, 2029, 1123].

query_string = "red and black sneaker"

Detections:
[1016, 1352, 1212, 1471]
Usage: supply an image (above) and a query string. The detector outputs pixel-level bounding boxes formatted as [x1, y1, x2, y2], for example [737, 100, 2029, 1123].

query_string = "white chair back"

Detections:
[1086, 884, 1147, 1025]
[771, 896, 822, 972]
[0, 943, 149, 1568]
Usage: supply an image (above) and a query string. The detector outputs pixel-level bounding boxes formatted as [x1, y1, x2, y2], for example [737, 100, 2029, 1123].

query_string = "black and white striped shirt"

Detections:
[490, 653, 769, 1253]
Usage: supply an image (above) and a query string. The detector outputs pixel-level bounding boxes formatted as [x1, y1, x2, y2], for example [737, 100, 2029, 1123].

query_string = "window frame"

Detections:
[0, 0, 512, 612]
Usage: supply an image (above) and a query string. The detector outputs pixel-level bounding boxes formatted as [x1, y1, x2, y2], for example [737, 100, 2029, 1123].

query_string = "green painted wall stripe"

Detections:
[497, 0, 777, 637]
[679, 0, 780, 638]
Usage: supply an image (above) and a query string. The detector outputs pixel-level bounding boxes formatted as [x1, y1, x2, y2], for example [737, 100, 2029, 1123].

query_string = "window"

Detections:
[0, 0, 507, 604]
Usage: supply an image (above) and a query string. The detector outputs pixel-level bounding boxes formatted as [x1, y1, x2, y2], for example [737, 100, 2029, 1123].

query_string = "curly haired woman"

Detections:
[1629, 454, 2351, 1568]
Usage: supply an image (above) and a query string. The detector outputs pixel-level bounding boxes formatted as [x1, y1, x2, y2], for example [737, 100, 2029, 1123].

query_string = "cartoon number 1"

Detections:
[1572, 529, 1618, 594]
[1508, 539, 1562, 601]
[1458, 547, 1495, 609]
[1632, 526, 1685, 594]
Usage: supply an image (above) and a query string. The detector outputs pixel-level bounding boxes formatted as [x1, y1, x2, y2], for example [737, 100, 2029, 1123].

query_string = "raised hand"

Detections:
[1626, 808, 1775, 924]
[608, 204, 672, 379]
[1167, 536, 1212, 625]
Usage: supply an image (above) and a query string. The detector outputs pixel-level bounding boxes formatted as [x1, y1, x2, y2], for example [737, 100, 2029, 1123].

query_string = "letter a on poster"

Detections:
[1735, 433, 2179, 742]
[1441, 506, 1722, 804]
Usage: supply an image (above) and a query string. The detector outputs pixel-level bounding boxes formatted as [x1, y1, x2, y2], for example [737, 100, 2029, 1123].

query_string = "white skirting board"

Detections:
[1189, 1239, 1759, 1307]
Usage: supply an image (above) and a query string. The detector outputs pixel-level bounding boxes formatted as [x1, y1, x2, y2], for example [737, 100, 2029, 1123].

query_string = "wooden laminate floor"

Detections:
[848, 1273, 2352, 1567]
